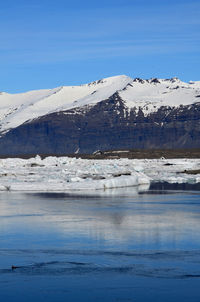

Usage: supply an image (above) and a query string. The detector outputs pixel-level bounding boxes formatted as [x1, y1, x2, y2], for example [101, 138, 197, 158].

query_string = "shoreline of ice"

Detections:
[0, 156, 200, 192]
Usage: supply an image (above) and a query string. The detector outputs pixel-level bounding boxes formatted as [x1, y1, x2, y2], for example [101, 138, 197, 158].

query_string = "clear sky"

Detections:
[0, 0, 199, 93]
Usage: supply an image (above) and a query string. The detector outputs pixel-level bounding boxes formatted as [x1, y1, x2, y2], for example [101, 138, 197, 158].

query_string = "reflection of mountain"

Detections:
[1, 192, 200, 249]
[0, 76, 200, 155]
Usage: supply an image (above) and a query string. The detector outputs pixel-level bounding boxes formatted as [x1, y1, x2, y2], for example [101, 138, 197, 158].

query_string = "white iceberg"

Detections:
[0, 156, 150, 192]
[0, 156, 199, 192]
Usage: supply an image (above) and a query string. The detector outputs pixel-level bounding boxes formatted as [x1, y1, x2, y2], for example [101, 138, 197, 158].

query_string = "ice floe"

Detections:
[132, 158, 200, 184]
[0, 156, 199, 192]
[0, 156, 149, 192]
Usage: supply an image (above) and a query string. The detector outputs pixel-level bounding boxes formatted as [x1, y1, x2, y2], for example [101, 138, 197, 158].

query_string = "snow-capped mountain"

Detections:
[1, 75, 200, 134]
[0, 75, 131, 134]
[0, 75, 200, 155]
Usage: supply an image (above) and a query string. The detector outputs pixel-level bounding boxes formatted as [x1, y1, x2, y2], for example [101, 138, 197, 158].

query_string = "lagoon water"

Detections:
[0, 187, 200, 301]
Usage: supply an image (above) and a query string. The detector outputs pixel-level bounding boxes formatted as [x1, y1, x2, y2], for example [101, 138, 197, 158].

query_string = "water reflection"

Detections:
[1, 190, 200, 302]
[150, 181, 200, 191]
[29, 184, 150, 198]
[0, 190, 200, 250]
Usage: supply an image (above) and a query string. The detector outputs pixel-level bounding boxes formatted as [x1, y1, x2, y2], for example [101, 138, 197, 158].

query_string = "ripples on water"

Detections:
[0, 186, 200, 301]
[1, 249, 200, 280]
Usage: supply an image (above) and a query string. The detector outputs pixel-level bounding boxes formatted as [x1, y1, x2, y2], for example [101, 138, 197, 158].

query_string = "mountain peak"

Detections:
[0, 74, 199, 134]
[86, 75, 132, 86]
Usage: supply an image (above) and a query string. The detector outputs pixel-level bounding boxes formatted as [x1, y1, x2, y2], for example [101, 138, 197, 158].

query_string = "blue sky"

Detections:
[0, 0, 199, 92]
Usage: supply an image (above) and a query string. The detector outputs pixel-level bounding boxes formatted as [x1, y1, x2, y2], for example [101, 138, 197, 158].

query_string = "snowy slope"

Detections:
[0, 75, 200, 133]
[119, 78, 200, 116]
[0, 75, 131, 133]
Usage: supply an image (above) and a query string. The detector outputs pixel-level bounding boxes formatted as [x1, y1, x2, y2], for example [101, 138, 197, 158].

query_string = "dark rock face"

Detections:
[0, 93, 200, 155]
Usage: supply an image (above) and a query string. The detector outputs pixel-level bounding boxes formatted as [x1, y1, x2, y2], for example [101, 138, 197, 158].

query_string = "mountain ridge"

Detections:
[0, 75, 200, 134]
[0, 75, 200, 155]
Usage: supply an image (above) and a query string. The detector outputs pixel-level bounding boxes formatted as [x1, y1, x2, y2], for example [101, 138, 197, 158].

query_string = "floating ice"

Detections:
[0, 156, 150, 192]
[131, 158, 200, 184]
[0, 156, 199, 192]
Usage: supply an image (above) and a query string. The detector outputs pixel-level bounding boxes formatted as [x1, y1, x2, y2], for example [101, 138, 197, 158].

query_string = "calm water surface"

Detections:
[0, 187, 200, 301]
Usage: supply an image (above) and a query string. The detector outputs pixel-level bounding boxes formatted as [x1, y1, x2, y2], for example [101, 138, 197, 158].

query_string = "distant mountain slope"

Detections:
[0, 75, 131, 134]
[0, 75, 200, 155]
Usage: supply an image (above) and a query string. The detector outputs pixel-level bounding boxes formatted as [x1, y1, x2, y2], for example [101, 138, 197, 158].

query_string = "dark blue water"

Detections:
[0, 188, 200, 301]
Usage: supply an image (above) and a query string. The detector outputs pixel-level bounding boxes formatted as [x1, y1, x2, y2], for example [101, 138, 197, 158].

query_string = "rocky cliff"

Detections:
[0, 88, 200, 155]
